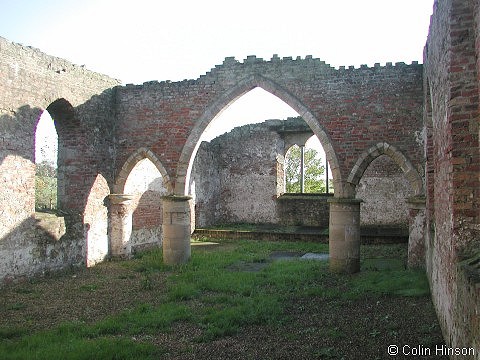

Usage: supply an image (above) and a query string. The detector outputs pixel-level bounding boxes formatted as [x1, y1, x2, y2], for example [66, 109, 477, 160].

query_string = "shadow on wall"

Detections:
[1, 88, 118, 282]
[0, 213, 86, 284]
[130, 189, 164, 252]
[129, 171, 167, 253]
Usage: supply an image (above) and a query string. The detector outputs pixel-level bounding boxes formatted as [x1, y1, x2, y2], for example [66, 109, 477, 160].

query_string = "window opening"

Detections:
[285, 136, 333, 194]
[35, 111, 58, 211]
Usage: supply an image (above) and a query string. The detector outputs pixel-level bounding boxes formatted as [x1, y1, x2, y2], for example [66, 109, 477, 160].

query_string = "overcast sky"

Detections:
[2, 0, 434, 155]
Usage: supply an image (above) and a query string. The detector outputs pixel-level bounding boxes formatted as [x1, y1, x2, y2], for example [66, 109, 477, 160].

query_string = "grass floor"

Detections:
[0, 239, 446, 359]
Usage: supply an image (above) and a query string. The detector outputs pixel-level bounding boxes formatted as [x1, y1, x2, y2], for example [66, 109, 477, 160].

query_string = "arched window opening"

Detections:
[35, 110, 58, 212]
[189, 86, 333, 229]
[124, 158, 167, 252]
[284, 136, 333, 194]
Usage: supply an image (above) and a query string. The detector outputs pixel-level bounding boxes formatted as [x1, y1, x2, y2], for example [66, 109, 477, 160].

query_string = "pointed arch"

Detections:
[114, 147, 173, 194]
[45, 98, 75, 125]
[34, 98, 76, 212]
[347, 142, 424, 195]
[176, 74, 341, 194]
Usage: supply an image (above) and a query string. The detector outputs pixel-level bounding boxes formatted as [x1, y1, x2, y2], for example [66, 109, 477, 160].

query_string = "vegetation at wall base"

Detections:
[0, 240, 446, 359]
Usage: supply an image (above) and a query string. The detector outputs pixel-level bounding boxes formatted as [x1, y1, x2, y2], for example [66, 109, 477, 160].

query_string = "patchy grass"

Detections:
[0, 239, 446, 359]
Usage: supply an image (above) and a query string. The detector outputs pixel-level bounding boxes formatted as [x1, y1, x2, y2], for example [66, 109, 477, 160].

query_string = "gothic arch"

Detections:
[114, 147, 173, 194]
[176, 74, 341, 194]
[34, 98, 77, 211]
[45, 98, 76, 128]
[347, 142, 424, 195]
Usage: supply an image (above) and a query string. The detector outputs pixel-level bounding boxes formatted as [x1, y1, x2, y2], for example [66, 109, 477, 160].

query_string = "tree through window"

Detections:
[284, 137, 333, 194]
[35, 111, 58, 211]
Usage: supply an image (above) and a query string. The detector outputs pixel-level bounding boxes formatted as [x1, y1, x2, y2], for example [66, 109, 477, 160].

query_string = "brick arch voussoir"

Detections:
[114, 147, 173, 194]
[347, 142, 424, 195]
[176, 74, 341, 195]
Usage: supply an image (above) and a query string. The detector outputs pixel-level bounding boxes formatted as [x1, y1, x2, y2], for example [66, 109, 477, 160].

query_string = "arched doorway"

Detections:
[187, 84, 337, 231]
[124, 158, 167, 252]
[111, 148, 171, 256]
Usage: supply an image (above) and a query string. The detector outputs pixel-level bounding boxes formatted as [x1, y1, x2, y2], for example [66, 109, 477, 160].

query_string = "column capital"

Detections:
[162, 195, 192, 202]
[108, 194, 134, 205]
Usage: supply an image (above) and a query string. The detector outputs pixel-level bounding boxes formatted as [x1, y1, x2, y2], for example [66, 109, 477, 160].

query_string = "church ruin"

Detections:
[0, 0, 479, 356]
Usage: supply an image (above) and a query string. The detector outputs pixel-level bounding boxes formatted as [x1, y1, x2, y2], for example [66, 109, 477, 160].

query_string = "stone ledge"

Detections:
[192, 227, 408, 244]
[277, 193, 334, 201]
[162, 195, 192, 202]
[327, 197, 363, 204]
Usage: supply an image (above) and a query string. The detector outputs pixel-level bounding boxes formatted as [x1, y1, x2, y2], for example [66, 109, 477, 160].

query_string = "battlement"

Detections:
[0, 36, 121, 84]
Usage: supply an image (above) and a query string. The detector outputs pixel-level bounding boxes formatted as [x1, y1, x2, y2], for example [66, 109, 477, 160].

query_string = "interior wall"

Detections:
[124, 159, 167, 252]
[356, 155, 414, 228]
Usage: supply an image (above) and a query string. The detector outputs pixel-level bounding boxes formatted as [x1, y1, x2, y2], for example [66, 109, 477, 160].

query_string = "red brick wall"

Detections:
[115, 58, 424, 197]
[424, 0, 480, 355]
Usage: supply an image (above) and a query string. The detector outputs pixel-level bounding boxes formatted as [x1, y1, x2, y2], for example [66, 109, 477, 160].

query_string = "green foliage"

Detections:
[285, 145, 326, 193]
[200, 295, 282, 341]
[345, 269, 431, 299]
[0, 330, 163, 360]
[93, 303, 192, 336]
[35, 161, 57, 211]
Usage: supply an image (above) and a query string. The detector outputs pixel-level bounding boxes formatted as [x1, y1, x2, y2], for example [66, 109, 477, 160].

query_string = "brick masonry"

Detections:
[115, 56, 424, 197]
[0, 36, 120, 279]
[423, 0, 480, 356]
[124, 158, 167, 251]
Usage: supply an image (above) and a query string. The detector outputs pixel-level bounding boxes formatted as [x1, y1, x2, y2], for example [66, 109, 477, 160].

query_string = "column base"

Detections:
[329, 258, 360, 274]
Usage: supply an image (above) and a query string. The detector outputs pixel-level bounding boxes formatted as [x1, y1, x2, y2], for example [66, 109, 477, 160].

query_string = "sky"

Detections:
[2, 0, 434, 161]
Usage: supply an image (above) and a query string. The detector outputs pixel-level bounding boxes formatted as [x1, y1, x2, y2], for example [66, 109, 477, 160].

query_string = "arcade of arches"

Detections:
[1, 0, 479, 355]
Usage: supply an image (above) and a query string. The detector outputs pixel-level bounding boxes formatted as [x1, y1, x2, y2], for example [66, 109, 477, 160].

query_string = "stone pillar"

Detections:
[328, 198, 362, 273]
[108, 194, 134, 258]
[406, 196, 426, 268]
[162, 195, 192, 265]
[300, 145, 305, 193]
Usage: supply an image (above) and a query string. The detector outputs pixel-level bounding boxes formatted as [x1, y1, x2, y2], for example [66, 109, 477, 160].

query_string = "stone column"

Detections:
[162, 195, 192, 265]
[406, 196, 426, 268]
[108, 194, 134, 258]
[328, 198, 362, 273]
[300, 145, 305, 193]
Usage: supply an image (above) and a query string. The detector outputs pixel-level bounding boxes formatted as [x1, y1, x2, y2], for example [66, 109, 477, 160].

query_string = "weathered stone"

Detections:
[162, 196, 192, 265]
[328, 198, 362, 274]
